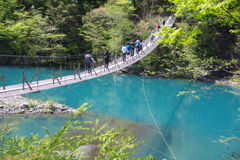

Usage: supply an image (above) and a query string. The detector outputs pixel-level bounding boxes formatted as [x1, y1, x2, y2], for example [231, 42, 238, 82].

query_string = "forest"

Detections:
[0, 0, 239, 79]
[0, 0, 239, 159]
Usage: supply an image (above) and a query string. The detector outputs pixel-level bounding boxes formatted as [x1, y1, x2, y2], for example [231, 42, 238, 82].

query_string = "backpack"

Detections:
[85, 54, 92, 62]
[104, 52, 110, 60]
[135, 40, 140, 47]
[130, 41, 135, 48]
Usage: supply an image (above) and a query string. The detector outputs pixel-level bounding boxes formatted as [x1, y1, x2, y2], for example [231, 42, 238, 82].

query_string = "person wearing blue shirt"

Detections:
[126, 43, 131, 54]
[135, 39, 141, 53]
[126, 43, 132, 61]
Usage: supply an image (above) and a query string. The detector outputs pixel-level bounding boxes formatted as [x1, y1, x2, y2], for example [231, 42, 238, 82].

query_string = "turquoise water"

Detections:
[0, 65, 239, 160]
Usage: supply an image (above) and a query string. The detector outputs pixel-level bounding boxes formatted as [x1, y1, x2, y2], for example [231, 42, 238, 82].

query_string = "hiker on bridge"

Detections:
[103, 49, 110, 69]
[162, 19, 166, 26]
[121, 44, 128, 62]
[135, 39, 142, 53]
[130, 41, 135, 56]
[126, 43, 131, 60]
[126, 43, 131, 55]
[85, 50, 96, 73]
[157, 24, 161, 30]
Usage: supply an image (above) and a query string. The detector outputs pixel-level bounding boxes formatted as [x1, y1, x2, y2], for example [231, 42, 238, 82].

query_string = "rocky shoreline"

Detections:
[0, 95, 76, 115]
[123, 65, 240, 84]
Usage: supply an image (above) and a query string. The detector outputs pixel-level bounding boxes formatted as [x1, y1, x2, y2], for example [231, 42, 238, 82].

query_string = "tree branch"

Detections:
[220, 7, 240, 25]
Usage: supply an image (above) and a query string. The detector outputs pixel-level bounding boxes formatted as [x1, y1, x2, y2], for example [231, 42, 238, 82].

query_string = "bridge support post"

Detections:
[52, 67, 61, 85]
[76, 63, 81, 79]
[103, 61, 105, 72]
[22, 70, 32, 90]
[22, 70, 24, 89]
[91, 63, 97, 76]
[100, 61, 102, 75]
[0, 70, 5, 90]
[114, 56, 120, 68]
[74, 65, 76, 80]
[52, 67, 54, 84]
[74, 64, 81, 80]
[23, 55, 26, 64]
[2, 70, 5, 90]
[36, 55, 39, 65]
[60, 65, 62, 79]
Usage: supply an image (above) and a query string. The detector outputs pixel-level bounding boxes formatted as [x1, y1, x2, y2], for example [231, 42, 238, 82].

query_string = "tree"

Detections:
[81, 0, 136, 54]
[0, 103, 154, 159]
[147, 0, 240, 79]
[0, 1, 66, 56]
[168, 0, 240, 152]
[0, 0, 106, 56]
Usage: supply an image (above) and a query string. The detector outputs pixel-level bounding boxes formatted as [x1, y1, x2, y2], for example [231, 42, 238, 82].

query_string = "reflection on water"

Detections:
[0, 65, 240, 160]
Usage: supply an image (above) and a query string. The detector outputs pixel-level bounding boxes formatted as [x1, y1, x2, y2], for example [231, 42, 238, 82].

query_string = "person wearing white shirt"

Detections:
[121, 44, 127, 61]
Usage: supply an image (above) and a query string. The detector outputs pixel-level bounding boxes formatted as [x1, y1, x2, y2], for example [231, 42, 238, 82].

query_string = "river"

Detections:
[0, 65, 239, 160]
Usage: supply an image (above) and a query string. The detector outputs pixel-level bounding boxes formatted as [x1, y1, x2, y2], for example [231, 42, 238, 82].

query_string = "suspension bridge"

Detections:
[1, 16, 179, 160]
[0, 16, 176, 98]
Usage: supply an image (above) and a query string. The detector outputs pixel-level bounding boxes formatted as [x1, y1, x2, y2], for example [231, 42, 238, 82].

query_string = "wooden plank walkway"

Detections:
[0, 16, 176, 98]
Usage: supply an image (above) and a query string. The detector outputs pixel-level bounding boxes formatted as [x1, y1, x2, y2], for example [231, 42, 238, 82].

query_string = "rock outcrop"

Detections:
[0, 95, 75, 115]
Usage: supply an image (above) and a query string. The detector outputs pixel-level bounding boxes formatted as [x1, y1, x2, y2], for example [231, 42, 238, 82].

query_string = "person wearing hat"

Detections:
[85, 50, 96, 73]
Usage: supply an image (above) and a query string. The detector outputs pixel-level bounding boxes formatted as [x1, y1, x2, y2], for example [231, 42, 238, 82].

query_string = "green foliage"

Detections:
[47, 100, 55, 111]
[162, 0, 239, 48]
[0, 103, 150, 159]
[81, 0, 136, 54]
[0, 8, 66, 55]
[169, 0, 239, 32]
[140, 0, 240, 80]
[0, 0, 106, 56]
[28, 101, 37, 108]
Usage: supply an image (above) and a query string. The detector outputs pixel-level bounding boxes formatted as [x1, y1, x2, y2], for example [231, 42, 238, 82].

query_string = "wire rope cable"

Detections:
[35, 83, 173, 158]
[85, 80, 150, 115]
[64, 78, 179, 158]
[65, 84, 174, 158]
[0, 16, 180, 158]
[36, 89, 172, 158]
[66, 84, 153, 128]
[2, 67, 177, 159]
[141, 72, 177, 160]
[100, 76, 146, 101]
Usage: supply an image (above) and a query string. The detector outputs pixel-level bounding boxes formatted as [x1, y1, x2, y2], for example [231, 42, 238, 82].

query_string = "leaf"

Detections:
[41, 126, 50, 135]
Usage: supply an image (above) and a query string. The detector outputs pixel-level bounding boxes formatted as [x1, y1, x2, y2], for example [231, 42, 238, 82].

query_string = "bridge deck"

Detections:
[0, 16, 176, 98]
